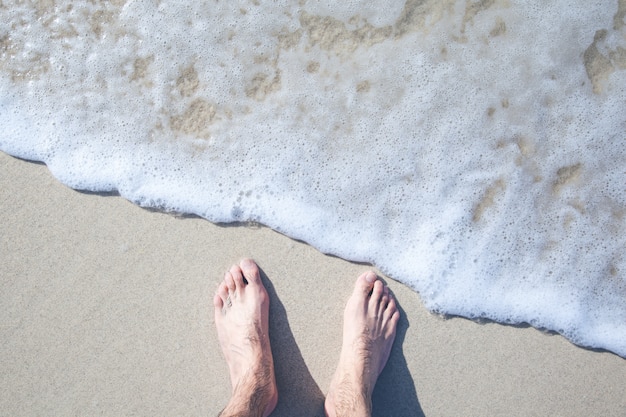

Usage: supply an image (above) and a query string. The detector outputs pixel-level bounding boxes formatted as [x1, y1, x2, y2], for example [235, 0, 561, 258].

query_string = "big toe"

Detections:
[240, 258, 262, 286]
[353, 271, 378, 299]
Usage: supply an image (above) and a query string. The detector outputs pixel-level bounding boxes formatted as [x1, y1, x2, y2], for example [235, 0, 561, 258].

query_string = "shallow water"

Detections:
[1, 1, 625, 356]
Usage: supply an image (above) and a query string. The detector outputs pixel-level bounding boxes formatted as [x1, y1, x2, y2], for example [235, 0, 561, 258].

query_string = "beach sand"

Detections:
[1, 151, 625, 416]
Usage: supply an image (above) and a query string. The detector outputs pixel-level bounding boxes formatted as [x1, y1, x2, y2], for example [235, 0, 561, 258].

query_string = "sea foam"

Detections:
[1, 1, 625, 356]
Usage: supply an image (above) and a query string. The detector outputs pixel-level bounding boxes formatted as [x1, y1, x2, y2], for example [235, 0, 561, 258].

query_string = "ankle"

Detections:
[221, 368, 277, 417]
[325, 393, 371, 417]
[325, 374, 372, 417]
[220, 391, 276, 417]
[336, 352, 374, 397]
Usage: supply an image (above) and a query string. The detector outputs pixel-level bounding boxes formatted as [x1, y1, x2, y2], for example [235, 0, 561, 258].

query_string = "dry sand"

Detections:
[1, 151, 625, 416]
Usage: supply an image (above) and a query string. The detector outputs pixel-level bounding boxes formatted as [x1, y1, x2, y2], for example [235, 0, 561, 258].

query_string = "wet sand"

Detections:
[1, 151, 625, 416]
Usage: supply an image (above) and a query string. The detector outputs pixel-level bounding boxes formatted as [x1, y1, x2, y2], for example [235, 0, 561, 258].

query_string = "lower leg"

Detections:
[325, 272, 400, 417]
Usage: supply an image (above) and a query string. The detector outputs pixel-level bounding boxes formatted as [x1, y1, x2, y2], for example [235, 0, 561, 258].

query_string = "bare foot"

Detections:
[325, 272, 400, 417]
[213, 258, 278, 417]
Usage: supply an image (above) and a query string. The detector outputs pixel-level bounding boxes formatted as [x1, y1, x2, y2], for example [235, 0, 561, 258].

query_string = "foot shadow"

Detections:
[258, 267, 327, 417]
[372, 302, 425, 417]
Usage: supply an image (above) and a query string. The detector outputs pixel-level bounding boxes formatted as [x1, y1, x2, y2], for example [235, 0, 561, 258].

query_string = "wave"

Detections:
[1, 0, 625, 356]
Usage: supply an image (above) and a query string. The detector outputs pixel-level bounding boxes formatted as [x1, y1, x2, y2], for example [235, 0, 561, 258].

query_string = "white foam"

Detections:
[1, 1, 625, 356]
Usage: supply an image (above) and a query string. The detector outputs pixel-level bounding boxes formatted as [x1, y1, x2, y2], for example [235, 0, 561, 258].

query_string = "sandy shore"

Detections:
[1, 151, 624, 416]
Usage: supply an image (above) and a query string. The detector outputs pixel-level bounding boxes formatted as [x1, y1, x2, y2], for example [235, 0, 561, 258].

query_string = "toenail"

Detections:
[365, 272, 376, 283]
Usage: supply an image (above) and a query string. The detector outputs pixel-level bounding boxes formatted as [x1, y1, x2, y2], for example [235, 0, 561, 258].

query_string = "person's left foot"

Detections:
[214, 258, 278, 417]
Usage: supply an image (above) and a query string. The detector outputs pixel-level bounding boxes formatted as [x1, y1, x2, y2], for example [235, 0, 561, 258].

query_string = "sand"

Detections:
[1, 151, 625, 416]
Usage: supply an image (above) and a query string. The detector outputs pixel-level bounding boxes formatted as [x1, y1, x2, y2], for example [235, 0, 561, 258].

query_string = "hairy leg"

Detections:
[325, 272, 400, 417]
[214, 259, 278, 417]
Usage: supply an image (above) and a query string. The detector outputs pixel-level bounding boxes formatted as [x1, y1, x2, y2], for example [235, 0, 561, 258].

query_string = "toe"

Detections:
[386, 299, 400, 335]
[230, 264, 246, 291]
[224, 271, 236, 293]
[388, 310, 400, 338]
[380, 286, 390, 309]
[391, 310, 400, 326]
[240, 258, 261, 286]
[383, 297, 397, 321]
[213, 293, 223, 310]
[354, 271, 377, 298]
[369, 280, 384, 307]
[217, 282, 229, 304]
[380, 293, 389, 313]
[215, 283, 230, 315]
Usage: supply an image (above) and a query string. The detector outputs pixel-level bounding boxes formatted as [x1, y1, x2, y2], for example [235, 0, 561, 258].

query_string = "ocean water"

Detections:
[1, 1, 625, 356]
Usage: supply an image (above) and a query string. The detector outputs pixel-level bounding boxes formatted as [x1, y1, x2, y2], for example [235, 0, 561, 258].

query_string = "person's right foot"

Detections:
[214, 258, 278, 417]
[325, 271, 400, 417]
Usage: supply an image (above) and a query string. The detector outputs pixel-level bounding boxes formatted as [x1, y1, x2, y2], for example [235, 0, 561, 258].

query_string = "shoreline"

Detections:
[1, 151, 625, 416]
